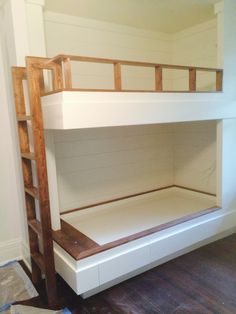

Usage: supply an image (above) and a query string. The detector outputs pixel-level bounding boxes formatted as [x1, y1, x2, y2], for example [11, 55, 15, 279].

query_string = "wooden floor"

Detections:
[20, 233, 236, 313]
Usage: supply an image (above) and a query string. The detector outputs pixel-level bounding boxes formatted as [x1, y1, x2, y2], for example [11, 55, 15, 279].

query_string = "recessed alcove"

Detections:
[52, 119, 220, 257]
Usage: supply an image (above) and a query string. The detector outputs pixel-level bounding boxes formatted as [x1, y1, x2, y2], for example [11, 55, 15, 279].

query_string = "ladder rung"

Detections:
[17, 115, 31, 121]
[28, 219, 42, 235]
[32, 253, 45, 273]
[25, 186, 39, 199]
[21, 152, 35, 160]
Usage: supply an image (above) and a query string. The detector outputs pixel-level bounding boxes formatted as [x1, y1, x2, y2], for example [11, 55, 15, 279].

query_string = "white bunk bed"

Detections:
[14, 54, 236, 299]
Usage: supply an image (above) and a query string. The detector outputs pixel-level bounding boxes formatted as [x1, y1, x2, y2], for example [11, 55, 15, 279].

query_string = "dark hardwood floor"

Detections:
[20, 233, 236, 313]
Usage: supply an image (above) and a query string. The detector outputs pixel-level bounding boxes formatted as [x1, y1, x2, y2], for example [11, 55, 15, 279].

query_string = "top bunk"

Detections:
[20, 54, 236, 129]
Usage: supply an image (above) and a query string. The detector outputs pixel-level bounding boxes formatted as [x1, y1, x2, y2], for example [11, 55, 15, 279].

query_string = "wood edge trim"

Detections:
[57, 206, 221, 260]
[51, 54, 223, 72]
[60, 185, 216, 215]
[78, 206, 221, 259]
[60, 185, 174, 215]
[173, 185, 216, 197]
[42, 88, 223, 95]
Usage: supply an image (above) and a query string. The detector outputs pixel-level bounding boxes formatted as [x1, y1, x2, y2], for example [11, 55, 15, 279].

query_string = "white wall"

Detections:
[54, 121, 217, 213]
[0, 36, 22, 262]
[54, 125, 173, 212]
[0, 0, 30, 264]
[0, 0, 47, 265]
[172, 19, 217, 91]
[44, 12, 218, 91]
[44, 12, 173, 90]
[44, 11, 219, 212]
[173, 121, 217, 194]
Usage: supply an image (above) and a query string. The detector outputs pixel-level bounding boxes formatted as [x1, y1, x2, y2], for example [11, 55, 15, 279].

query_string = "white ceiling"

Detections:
[44, 0, 220, 33]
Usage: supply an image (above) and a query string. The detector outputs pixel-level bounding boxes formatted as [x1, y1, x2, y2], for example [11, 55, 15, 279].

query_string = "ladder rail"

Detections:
[12, 59, 61, 308]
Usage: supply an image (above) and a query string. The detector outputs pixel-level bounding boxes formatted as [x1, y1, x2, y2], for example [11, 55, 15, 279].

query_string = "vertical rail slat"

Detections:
[52, 60, 63, 91]
[189, 69, 197, 91]
[45, 55, 223, 93]
[216, 70, 223, 91]
[114, 62, 122, 91]
[63, 57, 72, 89]
[155, 66, 163, 91]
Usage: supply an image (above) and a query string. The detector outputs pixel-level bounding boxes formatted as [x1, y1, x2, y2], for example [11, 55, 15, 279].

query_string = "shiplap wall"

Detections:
[173, 121, 217, 194]
[44, 12, 173, 90]
[172, 19, 217, 91]
[44, 12, 218, 212]
[44, 12, 217, 91]
[54, 125, 174, 212]
[54, 121, 216, 213]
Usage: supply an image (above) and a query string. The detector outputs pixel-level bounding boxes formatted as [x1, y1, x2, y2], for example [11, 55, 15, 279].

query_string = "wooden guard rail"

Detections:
[48, 54, 223, 93]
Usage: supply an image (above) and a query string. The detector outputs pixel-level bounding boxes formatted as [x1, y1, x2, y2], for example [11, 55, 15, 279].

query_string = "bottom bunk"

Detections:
[52, 186, 236, 297]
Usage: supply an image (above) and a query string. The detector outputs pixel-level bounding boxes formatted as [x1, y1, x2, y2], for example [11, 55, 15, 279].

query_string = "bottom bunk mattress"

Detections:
[61, 186, 217, 246]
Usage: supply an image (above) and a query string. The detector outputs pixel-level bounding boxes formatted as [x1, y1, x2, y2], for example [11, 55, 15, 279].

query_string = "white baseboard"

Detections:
[0, 238, 22, 265]
[21, 240, 31, 271]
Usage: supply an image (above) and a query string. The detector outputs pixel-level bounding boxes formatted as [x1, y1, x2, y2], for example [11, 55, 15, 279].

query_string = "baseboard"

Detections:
[21, 240, 31, 271]
[0, 238, 22, 265]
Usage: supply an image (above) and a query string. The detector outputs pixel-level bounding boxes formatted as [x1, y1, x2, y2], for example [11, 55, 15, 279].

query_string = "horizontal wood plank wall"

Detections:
[44, 13, 218, 92]
[54, 125, 174, 212]
[54, 121, 217, 213]
[172, 19, 217, 91]
[44, 12, 173, 90]
[173, 121, 217, 194]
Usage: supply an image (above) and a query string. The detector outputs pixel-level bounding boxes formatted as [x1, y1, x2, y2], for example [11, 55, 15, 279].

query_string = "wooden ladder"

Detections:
[12, 59, 60, 308]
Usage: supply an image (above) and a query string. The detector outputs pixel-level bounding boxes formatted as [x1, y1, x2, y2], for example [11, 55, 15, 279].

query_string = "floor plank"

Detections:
[20, 233, 236, 313]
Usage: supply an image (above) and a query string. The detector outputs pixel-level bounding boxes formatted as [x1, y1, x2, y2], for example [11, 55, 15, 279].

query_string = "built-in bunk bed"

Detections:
[13, 54, 236, 306]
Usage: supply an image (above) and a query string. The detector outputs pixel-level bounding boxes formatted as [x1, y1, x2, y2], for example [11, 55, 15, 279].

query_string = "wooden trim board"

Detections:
[53, 187, 219, 260]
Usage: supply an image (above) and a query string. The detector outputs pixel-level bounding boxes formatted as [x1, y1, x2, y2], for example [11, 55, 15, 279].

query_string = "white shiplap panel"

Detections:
[44, 12, 172, 90]
[54, 121, 217, 212]
[173, 121, 217, 193]
[54, 124, 174, 211]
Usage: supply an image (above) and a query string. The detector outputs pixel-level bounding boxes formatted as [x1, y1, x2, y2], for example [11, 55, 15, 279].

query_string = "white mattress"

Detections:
[61, 187, 216, 245]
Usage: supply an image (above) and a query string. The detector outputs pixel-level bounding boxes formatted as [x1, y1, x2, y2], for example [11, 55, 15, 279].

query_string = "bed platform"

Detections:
[52, 183, 236, 297]
[12, 54, 236, 303]
[57, 187, 217, 252]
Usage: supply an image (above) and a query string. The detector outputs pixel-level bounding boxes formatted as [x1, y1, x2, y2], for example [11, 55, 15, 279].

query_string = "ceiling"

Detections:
[44, 0, 220, 33]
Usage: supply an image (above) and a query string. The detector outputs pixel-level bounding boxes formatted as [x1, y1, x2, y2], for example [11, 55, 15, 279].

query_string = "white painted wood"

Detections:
[81, 226, 236, 298]
[52, 121, 217, 213]
[44, 11, 173, 91]
[53, 124, 174, 212]
[45, 12, 171, 63]
[54, 245, 79, 293]
[173, 121, 217, 194]
[54, 208, 236, 295]
[221, 119, 236, 210]
[216, 120, 223, 207]
[172, 19, 217, 91]
[44, 131, 61, 230]
[61, 188, 216, 245]
[25, 0, 46, 57]
[99, 246, 150, 285]
[0, 238, 22, 265]
[54, 244, 99, 294]
[44, 11, 217, 91]
[41, 91, 236, 130]
[0, 0, 30, 262]
[214, 2, 224, 67]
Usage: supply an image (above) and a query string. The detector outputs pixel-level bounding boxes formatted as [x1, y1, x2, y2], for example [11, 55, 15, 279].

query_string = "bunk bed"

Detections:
[13, 54, 236, 306]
